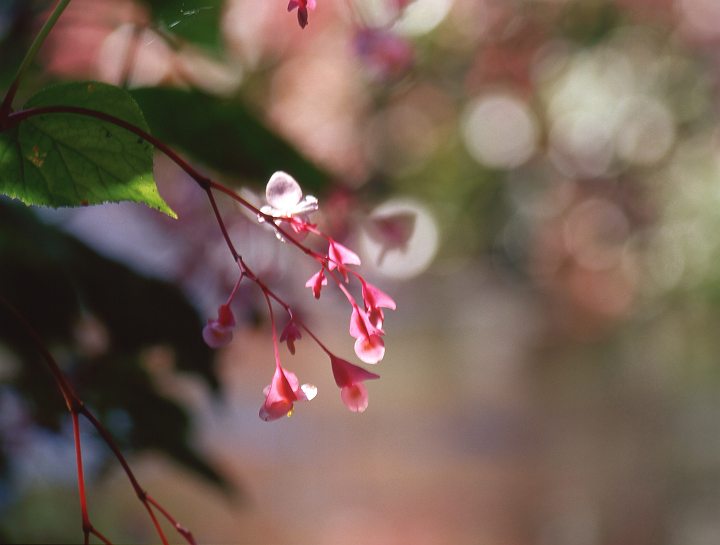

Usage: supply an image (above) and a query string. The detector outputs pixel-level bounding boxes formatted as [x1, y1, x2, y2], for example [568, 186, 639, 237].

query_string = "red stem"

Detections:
[0, 295, 195, 545]
[72, 411, 91, 544]
[205, 187, 240, 261]
[147, 493, 198, 545]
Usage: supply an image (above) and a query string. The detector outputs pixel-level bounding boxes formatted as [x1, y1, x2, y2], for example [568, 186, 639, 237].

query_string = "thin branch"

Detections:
[0, 0, 73, 121]
[0, 296, 196, 545]
[147, 494, 198, 545]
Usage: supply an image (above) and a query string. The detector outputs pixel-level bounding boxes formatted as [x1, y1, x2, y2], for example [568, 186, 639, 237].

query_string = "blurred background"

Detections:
[2, 0, 720, 543]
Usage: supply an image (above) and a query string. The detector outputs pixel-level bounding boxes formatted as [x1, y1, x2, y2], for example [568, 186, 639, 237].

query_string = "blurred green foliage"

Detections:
[141, 0, 225, 53]
[132, 87, 330, 192]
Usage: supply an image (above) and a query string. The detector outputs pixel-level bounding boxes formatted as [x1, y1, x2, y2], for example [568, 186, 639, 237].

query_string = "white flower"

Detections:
[259, 171, 318, 219]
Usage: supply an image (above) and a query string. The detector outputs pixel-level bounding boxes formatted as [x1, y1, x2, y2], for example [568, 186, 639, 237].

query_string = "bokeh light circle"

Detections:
[359, 198, 439, 279]
[462, 92, 539, 169]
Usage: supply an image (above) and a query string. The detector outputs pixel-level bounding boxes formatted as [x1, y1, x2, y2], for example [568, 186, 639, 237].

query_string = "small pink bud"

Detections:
[280, 320, 303, 355]
[305, 269, 327, 299]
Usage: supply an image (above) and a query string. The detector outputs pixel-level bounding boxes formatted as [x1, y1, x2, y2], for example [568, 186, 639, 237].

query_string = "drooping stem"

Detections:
[0, 0, 73, 120]
[205, 188, 240, 261]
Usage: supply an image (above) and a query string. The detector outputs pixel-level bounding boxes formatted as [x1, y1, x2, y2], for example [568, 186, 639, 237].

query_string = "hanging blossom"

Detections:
[204, 171, 396, 419]
[360, 278, 396, 329]
[202, 303, 236, 348]
[260, 365, 317, 421]
[330, 355, 379, 413]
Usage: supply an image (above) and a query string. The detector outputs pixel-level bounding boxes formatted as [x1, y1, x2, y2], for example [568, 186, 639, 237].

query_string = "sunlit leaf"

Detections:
[0, 81, 176, 217]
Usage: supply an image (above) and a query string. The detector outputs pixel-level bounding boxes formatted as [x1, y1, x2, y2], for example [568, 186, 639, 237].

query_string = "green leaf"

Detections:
[140, 0, 224, 53]
[0, 81, 177, 218]
[131, 86, 331, 194]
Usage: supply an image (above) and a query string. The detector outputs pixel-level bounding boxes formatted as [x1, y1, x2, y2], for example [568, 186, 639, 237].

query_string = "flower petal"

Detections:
[300, 383, 318, 401]
[305, 270, 327, 299]
[330, 355, 380, 388]
[266, 171, 303, 211]
[361, 281, 397, 310]
[328, 240, 361, 270]
[341, 383, 369, 412]
[354, 334, 385, 364]
[202, 322, 233, 348]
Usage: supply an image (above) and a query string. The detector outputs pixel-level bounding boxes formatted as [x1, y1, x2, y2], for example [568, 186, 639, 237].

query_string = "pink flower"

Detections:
[287, 0, 316, 29]
[330, 355, 380, 413]
[259, 367, 317, 421]
[202, 304, 236, 348]
[327, 240, 361, 282]
[279, 319, 303, 354]
[349, 305, 386, 364]
[305, 268, 327, 299]
[360, 279, 396, 329]
[365, 211, 416, 265]
[354, 28, 414, 81]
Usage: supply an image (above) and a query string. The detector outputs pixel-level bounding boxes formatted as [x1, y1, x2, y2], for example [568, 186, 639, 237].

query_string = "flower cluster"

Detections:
[203, 171, 395, 420]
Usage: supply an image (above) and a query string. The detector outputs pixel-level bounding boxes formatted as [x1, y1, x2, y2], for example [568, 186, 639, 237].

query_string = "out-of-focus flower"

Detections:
[330, 355, 380, 412]
[354, 28, 414, 80]
[202, 304, 236, 348]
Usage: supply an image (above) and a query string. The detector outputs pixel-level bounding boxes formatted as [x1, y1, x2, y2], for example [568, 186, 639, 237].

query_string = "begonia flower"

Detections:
[259, 171, 318, 240]
[287, 0, 316, 28]
[330, 355, 380, 413]
[260, 366, 317, 421]
[280, 319, 303, 354]
[327, 240, 361, 281]
[360, 279, 397, 329]
[202, 304, 236, 348]
[305, 268, 327, 299]
[349, 305, 386, 364]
